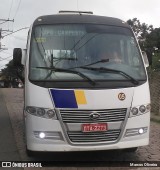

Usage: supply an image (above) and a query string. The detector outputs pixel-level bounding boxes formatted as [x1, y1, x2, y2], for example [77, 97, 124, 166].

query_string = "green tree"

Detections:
[127, 18, 156, 67]
[0, 59, 21, 87]
[145, 28, 160, 52]
[127, 18, 153, 50]
[1, 60, 17, 79]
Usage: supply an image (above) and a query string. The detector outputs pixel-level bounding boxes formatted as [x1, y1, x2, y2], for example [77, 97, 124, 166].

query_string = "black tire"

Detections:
[124, 147, 138, 152]
[26, 148, 35, 157]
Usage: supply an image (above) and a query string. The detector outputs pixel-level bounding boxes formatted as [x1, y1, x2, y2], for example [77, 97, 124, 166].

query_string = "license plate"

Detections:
[82, 123, 108, 132]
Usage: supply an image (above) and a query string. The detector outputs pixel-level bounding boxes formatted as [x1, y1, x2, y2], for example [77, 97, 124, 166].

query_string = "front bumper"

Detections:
[25, 112, 150, 152]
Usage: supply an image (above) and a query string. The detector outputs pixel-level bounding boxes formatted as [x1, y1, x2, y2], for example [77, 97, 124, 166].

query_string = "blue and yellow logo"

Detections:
[50, 89, 87, 108]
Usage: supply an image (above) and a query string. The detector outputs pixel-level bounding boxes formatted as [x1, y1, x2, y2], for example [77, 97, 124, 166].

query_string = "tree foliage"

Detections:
[145, 28, 160, 52]
[127, 18, 160, 69]
[0, 60, 23, 87]
[127, 18, 153, 50]
[0, 60, 18, 80]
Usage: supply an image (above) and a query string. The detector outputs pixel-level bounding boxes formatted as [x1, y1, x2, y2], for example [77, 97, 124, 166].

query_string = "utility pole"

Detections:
[0, 19, 14, 51]
[0, 29, 8, 50]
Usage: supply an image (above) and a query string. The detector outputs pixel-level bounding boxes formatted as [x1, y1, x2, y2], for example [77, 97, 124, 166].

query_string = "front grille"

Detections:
[68, 129, 121, 143]
[60, 108, 127, 123]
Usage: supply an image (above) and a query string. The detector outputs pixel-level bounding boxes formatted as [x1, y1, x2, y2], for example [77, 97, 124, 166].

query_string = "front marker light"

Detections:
[139, 105, 146, 113]
[47, 110, 56, 118]
[146, 104, 151, 111]
[26, 106, 36, 114]
[131, 107, 138, 115]
[37, 108, 45, 117]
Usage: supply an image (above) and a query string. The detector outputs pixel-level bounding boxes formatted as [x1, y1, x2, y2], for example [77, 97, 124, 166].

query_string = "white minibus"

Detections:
[13, 11, 151, 156]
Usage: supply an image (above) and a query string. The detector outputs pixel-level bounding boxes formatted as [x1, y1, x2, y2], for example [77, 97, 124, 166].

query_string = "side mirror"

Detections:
[13, 48, 25, 83]
[13, 48, 27, 66]
[13, 48, 22, 66]
[142, 51, 149, 67]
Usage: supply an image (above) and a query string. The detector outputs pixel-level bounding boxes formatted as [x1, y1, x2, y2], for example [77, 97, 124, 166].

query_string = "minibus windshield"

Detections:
[29, 24, 146, 82]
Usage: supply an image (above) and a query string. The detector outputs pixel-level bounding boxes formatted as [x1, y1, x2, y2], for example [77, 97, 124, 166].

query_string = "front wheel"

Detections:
[26, 148, 35, 157]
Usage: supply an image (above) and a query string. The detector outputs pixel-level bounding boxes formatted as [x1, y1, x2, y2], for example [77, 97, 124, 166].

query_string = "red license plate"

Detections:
[82, 123, 108, 132]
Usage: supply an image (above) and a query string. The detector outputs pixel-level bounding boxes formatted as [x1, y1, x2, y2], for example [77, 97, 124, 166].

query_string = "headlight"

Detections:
[26, 106, 36, 114]
[146, 104, 151, 111]
[131, 107, 139, 115]
[139, 105, 146, 113]
[46, 110, 56, 118]
[26, 106, 57, 119]
[130, 104, 150, 117]
[37, 108, 45, 117]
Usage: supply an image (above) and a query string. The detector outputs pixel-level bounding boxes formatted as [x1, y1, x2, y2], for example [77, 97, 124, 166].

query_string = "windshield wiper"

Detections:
[79, 66, 139, 85]
[69, 59, 109, 69]
[36, 66, 96, 85]
[84, 59, 109, 67]
[52, 57, 77, 60]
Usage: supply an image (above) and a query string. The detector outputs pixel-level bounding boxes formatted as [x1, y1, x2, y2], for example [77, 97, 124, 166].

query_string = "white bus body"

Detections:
[14, 12, 150, 154]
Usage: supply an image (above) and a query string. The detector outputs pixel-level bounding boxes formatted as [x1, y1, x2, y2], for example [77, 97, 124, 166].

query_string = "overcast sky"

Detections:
[0, 0, 160, 69]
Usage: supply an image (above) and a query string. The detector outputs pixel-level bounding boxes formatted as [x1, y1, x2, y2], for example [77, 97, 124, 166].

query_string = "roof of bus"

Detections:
[33, 14, 130, 28]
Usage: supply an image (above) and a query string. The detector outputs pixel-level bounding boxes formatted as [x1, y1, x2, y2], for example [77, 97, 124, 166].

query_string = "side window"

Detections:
[120, 39, 129, 64]
[126, 38, 140, 67]
[131, 44, 140, 67]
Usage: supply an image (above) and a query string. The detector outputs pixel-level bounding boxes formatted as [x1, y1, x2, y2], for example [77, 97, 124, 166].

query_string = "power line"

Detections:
[7, 0, 14, 31]
[8, 0, 14, 19]
[0, 51, 12, 55]
[0, 21, 8, 25]
[0, 48, 8, 52]
[13, 0, 22, 19]
[11, 0, 22, 32]
[0, 55, 12, 61]
[0, 29, 13, 32]
[2, 27, 29, 38]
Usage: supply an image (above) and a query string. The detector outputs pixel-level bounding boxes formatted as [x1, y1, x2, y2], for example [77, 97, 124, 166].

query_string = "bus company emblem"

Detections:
[118, 93, 126, 101]
[89, 112, 100, 120]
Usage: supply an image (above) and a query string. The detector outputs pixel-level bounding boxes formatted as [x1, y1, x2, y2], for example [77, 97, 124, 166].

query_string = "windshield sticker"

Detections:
[41, 30, 85, 37]
[34, 37, 46, 43]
